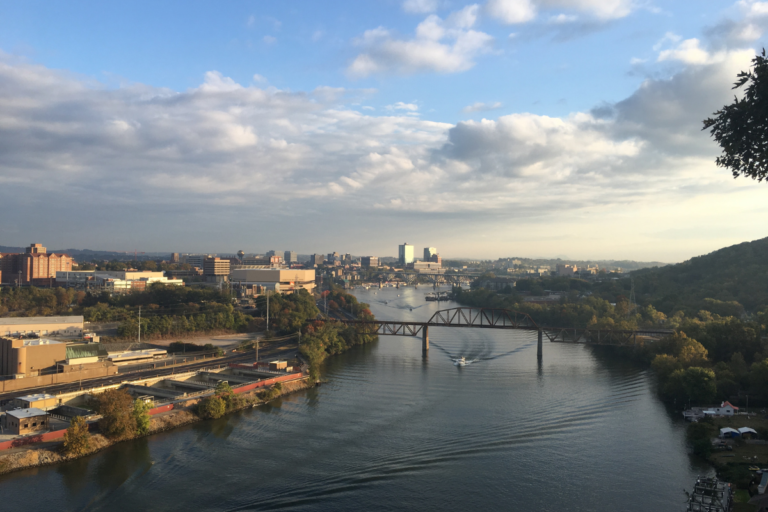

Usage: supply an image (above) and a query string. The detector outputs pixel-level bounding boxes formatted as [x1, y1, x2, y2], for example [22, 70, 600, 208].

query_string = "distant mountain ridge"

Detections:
[631, 236, 768, 314]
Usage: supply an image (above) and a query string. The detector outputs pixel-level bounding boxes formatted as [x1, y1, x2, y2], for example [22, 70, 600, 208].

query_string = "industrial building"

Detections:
[4, 408, 50, 435]
[0, 315, 84, 339]
[229, 268, 315, 294]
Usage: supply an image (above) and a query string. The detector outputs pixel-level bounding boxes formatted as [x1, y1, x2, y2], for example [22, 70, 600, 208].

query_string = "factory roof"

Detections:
[22, 339, 65, 346]
[0, 316, 84, 325]
[7, 408, 48, 419]
[15, 394, 56, 402]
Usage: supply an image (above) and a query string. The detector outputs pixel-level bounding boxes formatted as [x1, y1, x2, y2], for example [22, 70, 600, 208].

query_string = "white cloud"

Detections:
[548, 13, 578, 23]
[0, 50, 763, 259]
[348, 12, 493, 77]
[486, 0, 537, 24]
[387, 102, 419, 111]
[263, 35, 277, 45]
[538, 0, 634, 20]
[657, 38, 725, 65]
[485, 0, 635, 24]
[347, 12, 493, 77]
[463, 101, 503, 112]
[403, 0, 439, 13]
[252, 74, 267, 83]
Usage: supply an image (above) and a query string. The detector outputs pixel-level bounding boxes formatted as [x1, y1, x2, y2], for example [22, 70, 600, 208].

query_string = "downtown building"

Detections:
[398, 243, 414, 266]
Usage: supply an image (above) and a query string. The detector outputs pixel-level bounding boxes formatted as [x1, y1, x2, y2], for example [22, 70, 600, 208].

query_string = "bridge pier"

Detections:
[537, 329, 543, 360]
[422, 326, 429, 353]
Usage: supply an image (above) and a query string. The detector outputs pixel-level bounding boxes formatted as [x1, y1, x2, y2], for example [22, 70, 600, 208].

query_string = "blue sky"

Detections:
[0, 1, 766, 261]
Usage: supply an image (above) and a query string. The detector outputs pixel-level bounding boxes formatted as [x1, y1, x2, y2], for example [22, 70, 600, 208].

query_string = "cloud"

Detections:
[348, 11, 493, 77]
[387, 102, 419, 111]
[403, 0, 439, 13]
[704, 0, 768, 48]
[485, 0, 635, 24]
[0, 49, 762, 259]
[486, 0, 537, 24]
[263, 35, 277, 45]
[463, 101, 503, 112]
[252, 74, 267, 83]
[657, 38, 726, 65]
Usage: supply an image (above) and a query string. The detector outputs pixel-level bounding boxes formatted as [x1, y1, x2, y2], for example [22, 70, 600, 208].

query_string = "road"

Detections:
[0, 340, 299, 403]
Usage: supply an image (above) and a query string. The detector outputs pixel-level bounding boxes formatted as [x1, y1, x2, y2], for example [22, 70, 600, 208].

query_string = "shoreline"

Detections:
[0, 377, 313, 477]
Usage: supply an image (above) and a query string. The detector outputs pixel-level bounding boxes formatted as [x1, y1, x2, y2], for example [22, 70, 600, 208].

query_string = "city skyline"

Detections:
[0, 1, 766, 262]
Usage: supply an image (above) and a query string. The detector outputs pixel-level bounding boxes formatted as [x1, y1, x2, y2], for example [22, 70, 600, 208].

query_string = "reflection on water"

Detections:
[0, 285, 711, 511]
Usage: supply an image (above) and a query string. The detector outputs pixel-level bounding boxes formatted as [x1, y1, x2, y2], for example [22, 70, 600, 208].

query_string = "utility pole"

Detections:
[138, 306, 141, 345]
[266, 290, 270, 332]
[17, 270, 21, 289]
[256, 339, 259, 363]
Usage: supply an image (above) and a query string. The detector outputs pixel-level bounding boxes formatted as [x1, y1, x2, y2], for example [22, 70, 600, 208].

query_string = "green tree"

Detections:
[133, 399, 151, 436]
[95, 389, 137, 439]
[665, 367, 717, 404]
[703, 49, 768, 182]
[651, 354, 681, 383]
[62, 416, 91, 456]
[198, 396, 226, 419]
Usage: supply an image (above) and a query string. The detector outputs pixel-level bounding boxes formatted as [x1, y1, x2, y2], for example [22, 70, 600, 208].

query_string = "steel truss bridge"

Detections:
[338, 307, 672, 358]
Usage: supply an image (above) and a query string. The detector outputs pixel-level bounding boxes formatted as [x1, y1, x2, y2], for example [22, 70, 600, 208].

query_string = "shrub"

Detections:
[62, 416, 91, 456]
[133, 399, 151, 436]
[198, 396, 226, 419]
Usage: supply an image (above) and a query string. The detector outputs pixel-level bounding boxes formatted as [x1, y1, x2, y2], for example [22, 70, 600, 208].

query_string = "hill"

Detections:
[631, 236, 768, 314]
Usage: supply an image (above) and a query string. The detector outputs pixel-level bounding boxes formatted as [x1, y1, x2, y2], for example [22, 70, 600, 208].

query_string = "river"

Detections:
[0, 285, 710, 510]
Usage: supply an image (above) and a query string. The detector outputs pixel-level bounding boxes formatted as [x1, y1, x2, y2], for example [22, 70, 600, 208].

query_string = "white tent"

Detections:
[738, 427, 758, 436]
[719, 427, 740, 438]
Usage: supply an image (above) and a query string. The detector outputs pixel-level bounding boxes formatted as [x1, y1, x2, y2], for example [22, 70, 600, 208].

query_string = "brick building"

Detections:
[0, 244, 73, 286]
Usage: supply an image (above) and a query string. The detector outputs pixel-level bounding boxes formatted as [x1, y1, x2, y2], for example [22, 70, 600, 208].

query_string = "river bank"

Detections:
[0, 378, 312, 477]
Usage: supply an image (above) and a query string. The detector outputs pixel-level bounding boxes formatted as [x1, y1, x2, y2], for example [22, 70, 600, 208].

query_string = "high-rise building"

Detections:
[343, 253, 352, 264]
[0, 244, 74, 286]
[424, 247, 437, 261]
[398, 243, 414, 266]
[203, 257, 230, 276]
[361, 256, 379, 268]
[310, 254, 325, 266]
[170, 253, 180, 263]
[327, 252, 339, 263]
[284, 251, 297, 263]
[266, 250, 277, 258]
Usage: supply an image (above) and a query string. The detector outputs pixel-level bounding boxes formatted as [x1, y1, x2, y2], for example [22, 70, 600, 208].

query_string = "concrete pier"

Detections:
[422, 326, 429, 353]
[537, 329, 543, 360]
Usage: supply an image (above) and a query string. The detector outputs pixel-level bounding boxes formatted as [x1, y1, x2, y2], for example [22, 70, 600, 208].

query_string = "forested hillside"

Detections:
[630, 237, 768, 314]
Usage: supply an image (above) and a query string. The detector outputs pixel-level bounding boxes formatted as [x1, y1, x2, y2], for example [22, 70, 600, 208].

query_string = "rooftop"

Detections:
[15, 393, 56, 402]
[23, 339, 65, 346]
[0, 316, 84, 326]
[7, 408, 48, 419]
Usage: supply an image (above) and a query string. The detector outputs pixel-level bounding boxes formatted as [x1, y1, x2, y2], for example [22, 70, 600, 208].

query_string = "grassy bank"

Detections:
[0, 378, 312, 477]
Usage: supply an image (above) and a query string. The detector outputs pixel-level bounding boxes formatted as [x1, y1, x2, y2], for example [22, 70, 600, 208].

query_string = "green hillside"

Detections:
[631, 236, 768, 315]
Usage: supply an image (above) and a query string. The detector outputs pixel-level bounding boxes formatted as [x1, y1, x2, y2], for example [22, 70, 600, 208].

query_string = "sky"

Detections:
[0, 0, 766, 262]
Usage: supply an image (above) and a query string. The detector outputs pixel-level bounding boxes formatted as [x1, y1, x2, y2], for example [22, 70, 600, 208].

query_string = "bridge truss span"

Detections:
[338, 307, 673, 356]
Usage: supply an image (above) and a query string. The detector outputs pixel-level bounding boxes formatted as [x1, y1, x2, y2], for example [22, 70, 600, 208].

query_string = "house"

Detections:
[703, 401, 739, 417]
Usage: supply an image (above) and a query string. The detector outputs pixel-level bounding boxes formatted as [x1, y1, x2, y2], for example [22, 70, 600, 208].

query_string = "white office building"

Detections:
[398, 243, 414, 266]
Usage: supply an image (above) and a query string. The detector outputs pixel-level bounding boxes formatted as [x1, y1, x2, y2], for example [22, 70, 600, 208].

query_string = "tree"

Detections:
[665, 367, 717, 404]
[95, 389, 137, 439]
[198, 396, 226, 419]
[62, 416, 91, 456]
[133, 399, 151, 436]
[703, 49, 768, 182]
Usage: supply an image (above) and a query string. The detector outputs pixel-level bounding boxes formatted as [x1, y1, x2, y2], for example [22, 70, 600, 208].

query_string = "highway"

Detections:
[0, 340, 299, 403]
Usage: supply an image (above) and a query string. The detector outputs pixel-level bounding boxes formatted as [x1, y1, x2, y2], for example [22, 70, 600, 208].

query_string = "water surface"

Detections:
[0, 286, 708, 510]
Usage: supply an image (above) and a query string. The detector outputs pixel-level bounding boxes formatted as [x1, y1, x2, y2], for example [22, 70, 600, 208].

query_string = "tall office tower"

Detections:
[398, 243, 414, 266]
[424, 247, 437, 261]
[171, 253, 180, 263]
[284, 251, 297, 263]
